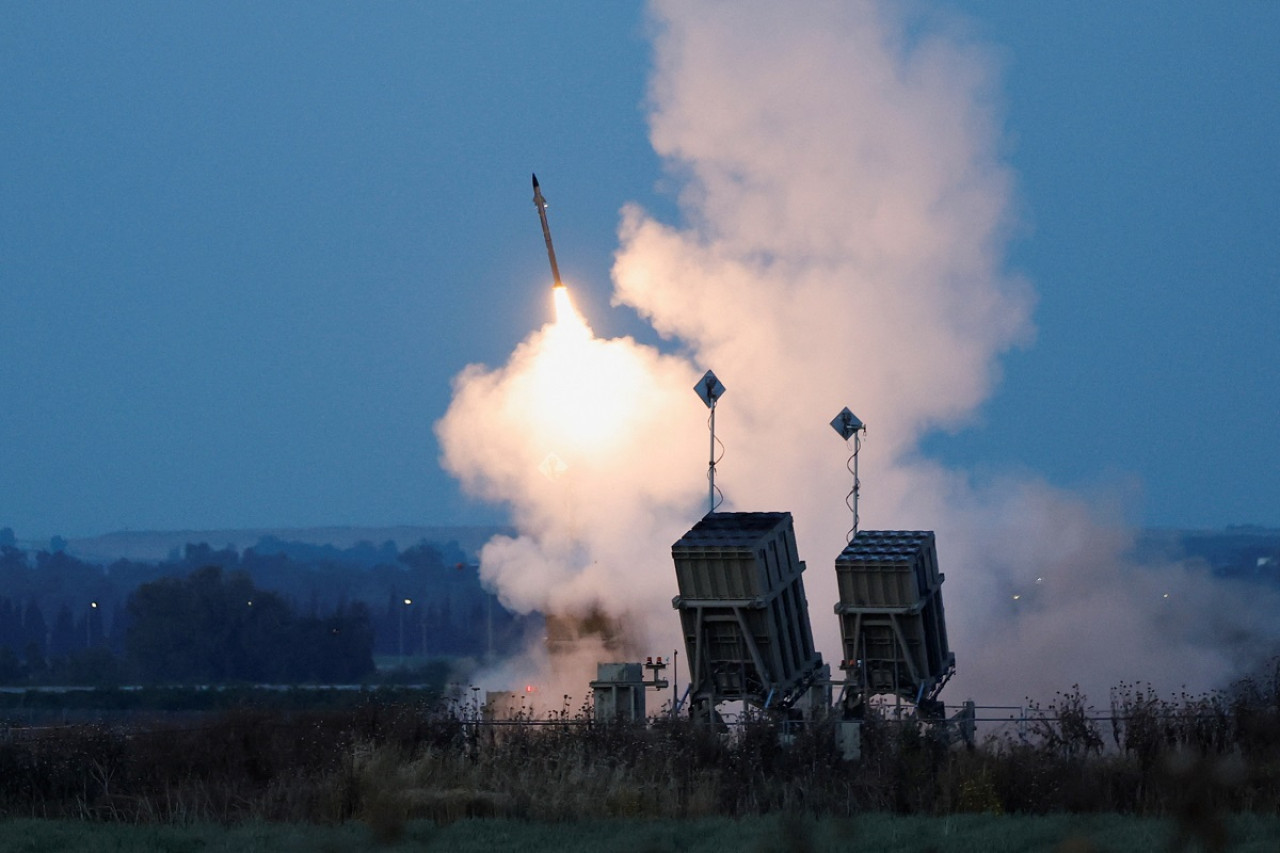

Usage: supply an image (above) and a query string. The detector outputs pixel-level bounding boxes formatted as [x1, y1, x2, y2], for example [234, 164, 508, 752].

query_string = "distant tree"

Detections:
[0, 598, 17, 652]
[127, 566, 238, 681]
[51, 647, 121, 687]
[0, 645, 21, 683]
[182, 543, 238, 569]
[48, 604, 77, 660]
[109, 601, 129, 654]
[126, 565, 373, 684]
[337, 601, 376, 681]
[0, 534, 522, 673]
[22, 601, 47, 655]
[23, 641, 46, 678]
[286, 604, 375, 683]
[438, 597, 454, 653]
[34, 547, 92, 574]
[398, 541, 445, 571]
[0, 545, 27, 572]
[237, 589, 294, 681]
[78, 605, 106, 649]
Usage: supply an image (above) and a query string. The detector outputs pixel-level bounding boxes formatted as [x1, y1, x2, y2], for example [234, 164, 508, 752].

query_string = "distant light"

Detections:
[1012, 594, 1021, 601]
[90, 601, 98, 608]
[1163, 593, 1170, 599]
[1035, 577, 1043, 585]
[247, 600, 253, 606]
[403, 598, 412, 605]
[525, 684, 535, 693]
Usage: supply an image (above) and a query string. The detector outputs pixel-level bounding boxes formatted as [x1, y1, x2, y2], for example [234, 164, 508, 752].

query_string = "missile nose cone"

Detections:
[532, 173, 540, 189]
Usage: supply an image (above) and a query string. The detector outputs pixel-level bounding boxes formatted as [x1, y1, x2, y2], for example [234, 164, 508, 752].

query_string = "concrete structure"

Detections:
[590, 662, 647, 722]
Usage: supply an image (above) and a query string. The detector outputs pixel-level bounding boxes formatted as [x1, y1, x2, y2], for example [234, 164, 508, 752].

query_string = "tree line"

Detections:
[0, 534, 532, 685]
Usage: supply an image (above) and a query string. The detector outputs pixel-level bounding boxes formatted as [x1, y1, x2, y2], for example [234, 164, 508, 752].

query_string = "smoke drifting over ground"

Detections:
[439, 1, 1279, 706]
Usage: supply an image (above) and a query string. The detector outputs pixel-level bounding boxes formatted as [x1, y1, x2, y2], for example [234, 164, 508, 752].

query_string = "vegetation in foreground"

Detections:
[0, 662, 1277, 849]
[3, 812, 1280, 853]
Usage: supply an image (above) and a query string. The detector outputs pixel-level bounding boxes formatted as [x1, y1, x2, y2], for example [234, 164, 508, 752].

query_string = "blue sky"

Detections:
[2, 1, 1276, 539]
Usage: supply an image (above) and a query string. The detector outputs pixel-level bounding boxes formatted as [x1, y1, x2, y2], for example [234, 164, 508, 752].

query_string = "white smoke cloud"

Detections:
[436, 300, 705, 667]
[439, 0, 1279, 706]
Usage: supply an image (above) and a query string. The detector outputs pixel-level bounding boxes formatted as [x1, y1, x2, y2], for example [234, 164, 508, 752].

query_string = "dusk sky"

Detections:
[3, 1, 1277, 541]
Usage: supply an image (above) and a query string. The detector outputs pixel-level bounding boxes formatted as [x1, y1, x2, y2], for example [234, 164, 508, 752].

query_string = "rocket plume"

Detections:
[436, 269, 705, 696]
[438, 0, 1280, 705]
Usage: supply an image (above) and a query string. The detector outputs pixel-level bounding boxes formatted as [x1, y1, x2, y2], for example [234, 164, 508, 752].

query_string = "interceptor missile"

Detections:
[531, 173, 564, 289]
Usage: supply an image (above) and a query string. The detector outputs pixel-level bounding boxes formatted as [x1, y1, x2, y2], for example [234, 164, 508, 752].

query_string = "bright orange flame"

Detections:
[551, 284, 577, 327]
[482, 279, 674, 479]
[529, 285, 637, 455]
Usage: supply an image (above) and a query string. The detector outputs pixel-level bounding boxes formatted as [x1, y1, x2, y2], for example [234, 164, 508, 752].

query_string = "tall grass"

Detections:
[0, 665, 1277, 830]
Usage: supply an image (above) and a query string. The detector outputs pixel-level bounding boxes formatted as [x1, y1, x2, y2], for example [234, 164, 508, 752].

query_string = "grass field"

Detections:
[4, 813, 1280, 853]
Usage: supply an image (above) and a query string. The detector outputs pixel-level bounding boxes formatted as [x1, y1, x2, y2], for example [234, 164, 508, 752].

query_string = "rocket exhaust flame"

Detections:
[552, 284, 578, 327]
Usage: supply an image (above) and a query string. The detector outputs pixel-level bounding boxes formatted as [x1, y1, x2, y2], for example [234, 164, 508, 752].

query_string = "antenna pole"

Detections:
[851, 431, 861, 537]
[830, 407, 867, 544]
[708, 402, 717, 514]
[694, 370, 726, 516]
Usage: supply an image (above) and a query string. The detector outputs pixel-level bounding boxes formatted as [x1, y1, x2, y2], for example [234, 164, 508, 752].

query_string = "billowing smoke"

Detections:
[436, 295, 708, 700]
[439, 0, 1279, 706]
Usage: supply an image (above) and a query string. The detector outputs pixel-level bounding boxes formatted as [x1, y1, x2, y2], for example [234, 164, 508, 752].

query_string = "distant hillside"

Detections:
[66, 525, 513, 564]
[49, 524, 1280, 580]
